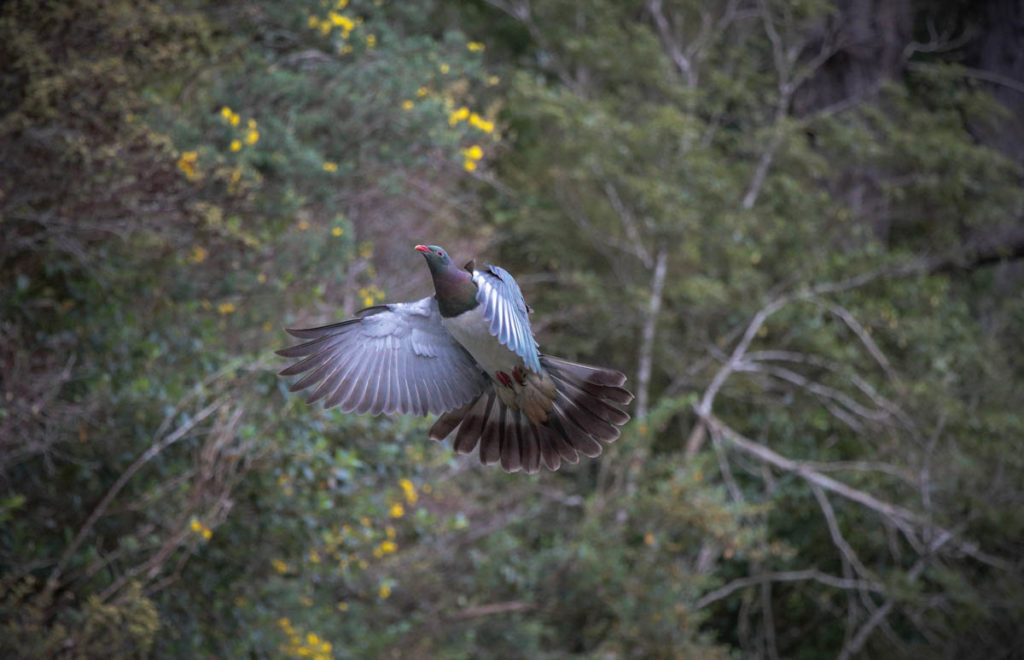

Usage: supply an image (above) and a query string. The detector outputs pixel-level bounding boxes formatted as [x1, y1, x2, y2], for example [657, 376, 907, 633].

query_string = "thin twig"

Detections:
[48, 398, 225, 588]
[696, 568, 885, 609]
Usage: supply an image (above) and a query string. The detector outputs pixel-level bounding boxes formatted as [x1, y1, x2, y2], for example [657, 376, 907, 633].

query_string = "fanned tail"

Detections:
[429, 355, 633, 473]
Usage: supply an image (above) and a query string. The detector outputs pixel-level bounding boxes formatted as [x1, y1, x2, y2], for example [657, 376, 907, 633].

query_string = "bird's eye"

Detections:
[436, 250, 443, 257]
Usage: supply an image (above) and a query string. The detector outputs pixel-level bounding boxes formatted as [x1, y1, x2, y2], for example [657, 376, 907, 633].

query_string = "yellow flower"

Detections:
[202, 527, 212, 540]
[218, 302, 236, 315]
[245, 129, 259, 145]
[190, 245, 207, 263]
[416, 86, 429, 97]
[323, 161, 338, 172]
[463, 159, 477, 172]
[309, 549, 321, 563]
[271, 558, 289, 574]
[399, 478, 418, 504]
[464, 144, 483, 160]
[448, 106, 469, 126]
[262, 321, 272, 331]
[308, 15, 319, 28]
[336, 0, 348, 8]
[402, 100, 414, 111]
[389, 503, 404, 518]
[278, 617, 292, 630]
[378, 583, 391, 599]
[230, 139, 242, 152]
[439, 62, 450, 74]
[385, 525, 396, 539]
[469, 113, 494, 133]
[320, 20, 333, 36]
[363, 296, 374, 307]
[366, 34, 376, 48]
[467, 41, 485, 51]
[307, 633, 319, 645]
[190, 519, 202, 532]
[248, 118, 257, 129]
[331, 227, 343, 237]
[336, 601, 349, 612]
[359, 516, 371, 527]
[339, 44, 353, 54]
[229, 112, 240, 126]
[298, 219, 310, 231]
[486, 75, 500, 86]
[328, 11, 354, 32]
[177, 151, 199, 180]
[379, 540, 397, 554]
[220, 106, 233, 120]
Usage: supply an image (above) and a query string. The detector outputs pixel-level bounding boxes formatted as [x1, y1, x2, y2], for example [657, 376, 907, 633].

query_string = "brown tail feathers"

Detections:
[428, 355, 633, 473]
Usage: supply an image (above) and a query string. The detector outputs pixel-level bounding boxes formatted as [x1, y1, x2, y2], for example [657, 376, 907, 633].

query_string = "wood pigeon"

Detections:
[276, 244, 633, 473]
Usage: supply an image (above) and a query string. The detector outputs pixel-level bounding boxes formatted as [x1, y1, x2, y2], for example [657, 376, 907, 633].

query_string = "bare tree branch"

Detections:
[699, 413, 1012, 571]
[603, 181, 652, 262]
[734, 361, 892, 425]
[446, 600, 534, 620]
[647, 0, 697, 87]
[696, 568, 885, 609]
[636, 249, 668, 420]
[47, 398, 226, 589]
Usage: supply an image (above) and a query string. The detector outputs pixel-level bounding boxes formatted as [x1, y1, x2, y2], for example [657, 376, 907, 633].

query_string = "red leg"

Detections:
[495, 371, 513, 388]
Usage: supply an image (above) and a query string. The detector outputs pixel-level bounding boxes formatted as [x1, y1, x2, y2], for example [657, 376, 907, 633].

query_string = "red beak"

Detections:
[414, 244, 430, 253]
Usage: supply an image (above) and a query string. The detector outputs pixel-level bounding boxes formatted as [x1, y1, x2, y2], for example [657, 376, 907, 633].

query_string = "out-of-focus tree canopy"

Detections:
[2, 0, 1022, 657]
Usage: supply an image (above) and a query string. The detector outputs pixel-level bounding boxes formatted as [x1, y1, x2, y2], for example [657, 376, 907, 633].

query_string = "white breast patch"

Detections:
[443, 306, 523, 377]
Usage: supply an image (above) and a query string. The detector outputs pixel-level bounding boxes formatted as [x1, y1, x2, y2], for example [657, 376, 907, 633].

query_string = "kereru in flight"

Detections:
[276, 244, 633, 473]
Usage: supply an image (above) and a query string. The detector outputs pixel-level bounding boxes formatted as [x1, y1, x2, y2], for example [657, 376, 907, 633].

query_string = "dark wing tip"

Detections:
[284, 325, 323, 337]
[275, 344, 314, 358]
[586, 370, 628, 387]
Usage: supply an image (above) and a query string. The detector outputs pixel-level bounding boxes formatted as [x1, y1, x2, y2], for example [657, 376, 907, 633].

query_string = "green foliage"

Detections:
[3, 0, 1023, 657]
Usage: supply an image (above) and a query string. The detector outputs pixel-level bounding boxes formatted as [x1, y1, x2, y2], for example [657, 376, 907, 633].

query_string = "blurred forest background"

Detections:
[2, 0, 1023, 657]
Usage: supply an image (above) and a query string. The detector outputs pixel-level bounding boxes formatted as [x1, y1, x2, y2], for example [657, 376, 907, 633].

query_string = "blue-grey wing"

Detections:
[472, 264, 542, 373]
[277, 296, 489, 415]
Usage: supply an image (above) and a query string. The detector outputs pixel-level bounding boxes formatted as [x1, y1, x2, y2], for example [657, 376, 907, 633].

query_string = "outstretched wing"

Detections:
[276, 297, 488, 416]
[472, 264, 542, 374]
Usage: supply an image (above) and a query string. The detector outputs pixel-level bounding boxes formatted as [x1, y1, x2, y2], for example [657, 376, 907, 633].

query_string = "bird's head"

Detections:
[415, 244, 453, 272]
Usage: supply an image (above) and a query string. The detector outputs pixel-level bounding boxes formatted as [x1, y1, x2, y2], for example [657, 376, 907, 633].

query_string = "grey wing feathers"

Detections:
[277, 297, 488, 416]
[473, 264, 542, 374]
